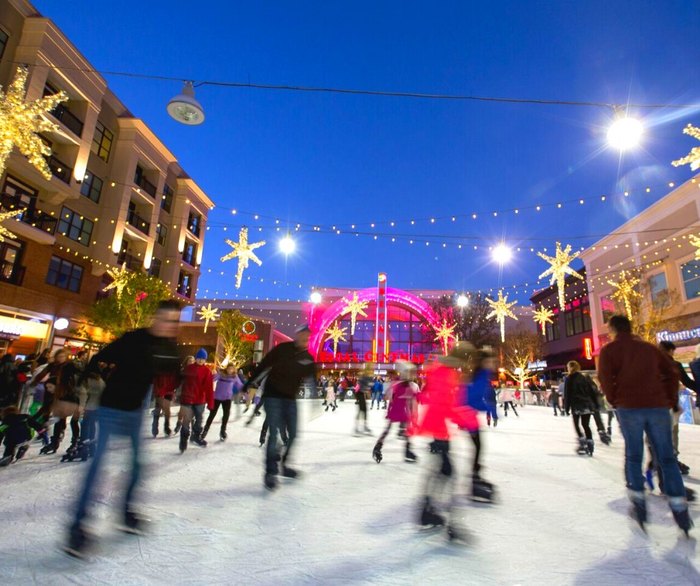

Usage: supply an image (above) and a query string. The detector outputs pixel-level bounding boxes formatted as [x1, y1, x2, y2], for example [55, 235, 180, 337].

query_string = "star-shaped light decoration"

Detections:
[486, 290, 518, 343]
[220, 227, 266, 289]
[325, 321, 347, 356]
[102, 263, 130, 298]
[532, 306, 554, 336]
[690, 233, 700, 260]
[672, 124, 700, 171]
[341, 292, 369, 335]
[197, 303, 220, 333]
[0, 209, 23, 242]
[433, 319, 457, 355]
[0, 66, 68, 180]
[537, 242, 584, 310]
[608, 270, 641, 320]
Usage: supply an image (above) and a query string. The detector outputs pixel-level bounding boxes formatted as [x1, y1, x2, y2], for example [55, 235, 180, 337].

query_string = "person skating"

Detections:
[0, 405, 45, 466]
[179, 349, 214, 452]
[152, 367, 179, 438]
[372, 362, 419, 464]
[64, 300, 181, 558]
[598, 315, 692, 536]
[173, 356, 194, 435]
[324, 380, 337, 412]
[500, 386, 518, 417]
[71, 370, 105, 461]
[203, 363, 238, 441]
[354, 371, 372, 435]
[564, 361, 599, 456]
[370, 377, 383, 409]
[243, 325, 316, 491]
[484, 382, 498, 427]
[549, 386, 563, 416]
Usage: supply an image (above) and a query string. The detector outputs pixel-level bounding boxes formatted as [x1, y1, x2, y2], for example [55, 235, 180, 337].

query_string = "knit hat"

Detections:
[195, 348, 208, 361]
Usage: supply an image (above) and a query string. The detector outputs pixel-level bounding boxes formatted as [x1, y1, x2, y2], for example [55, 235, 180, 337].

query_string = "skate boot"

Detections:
[372, 441, 383, 463]
[420, 498, 445, 528]
[191, 433, 207, 447]
[164, 421, 172, 437]
[405, 446, 418, 463]
[264, 473, 278, 491]
[686, 487, 697, 503]
[120, 509, 151, 536]
[629, 492, 647, 532]
[15, 444, 29, 461]
[471, 476, 497, 503]
[77, 441, 90, 462]
[151, 412, 159, 438]
[671, 506, 693, 537]
[0, 453, 13, 467]
[678, 460, 690, 476]
[179, 431, 189, 453]
[447, 524, 468, 544]
[61, 442, 79, 462]
[576, 438, 588, 455]
[586, 439, 595, 456]
[220, 429, 228, 441]
[598, 429, 611, 445]
[63, 524, 91, 560]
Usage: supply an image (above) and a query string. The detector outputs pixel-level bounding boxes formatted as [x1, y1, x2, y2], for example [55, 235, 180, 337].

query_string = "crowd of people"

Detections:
[1, 304, 699, 556]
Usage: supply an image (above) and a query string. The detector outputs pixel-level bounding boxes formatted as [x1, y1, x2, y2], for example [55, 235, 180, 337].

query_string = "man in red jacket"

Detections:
[598, 315, 691, 535]
[179, 348, 214, 452]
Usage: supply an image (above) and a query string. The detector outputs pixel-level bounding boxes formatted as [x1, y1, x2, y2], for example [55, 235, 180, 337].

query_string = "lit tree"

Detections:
[501, 327, 543, 390]
[429, 294, 500, 348]
[216, 310, 255, 369]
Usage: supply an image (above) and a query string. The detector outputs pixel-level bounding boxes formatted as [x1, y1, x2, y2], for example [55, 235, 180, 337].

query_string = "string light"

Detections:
[672, 124, 700, 171]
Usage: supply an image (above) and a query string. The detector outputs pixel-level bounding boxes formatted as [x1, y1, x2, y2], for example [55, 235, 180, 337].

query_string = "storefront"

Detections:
[0, 309, 51, 358]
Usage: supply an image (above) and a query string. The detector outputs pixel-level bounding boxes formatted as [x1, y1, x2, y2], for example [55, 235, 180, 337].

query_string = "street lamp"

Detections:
[456, 294, 469, 308]
[167, 81, 205, 125]
[279, 235, 296, 255]
[607, 115, 643, 151]
[310, 291, 322, 305]
[492, 243, 513, 265]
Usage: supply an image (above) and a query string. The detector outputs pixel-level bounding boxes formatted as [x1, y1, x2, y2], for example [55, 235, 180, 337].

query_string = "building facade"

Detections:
[0, 0, 213, 356]
[580, 175, 700, 363]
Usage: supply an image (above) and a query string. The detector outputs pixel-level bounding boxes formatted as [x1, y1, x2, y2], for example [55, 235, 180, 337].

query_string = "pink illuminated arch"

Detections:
[308, 287, 442, 359]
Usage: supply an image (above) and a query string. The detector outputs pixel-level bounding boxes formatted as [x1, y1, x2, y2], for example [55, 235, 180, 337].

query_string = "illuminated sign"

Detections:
[657, 328, 700, 344]
[319, 351, 427, 365]
[527, 360, 547, 370]
[583, 337, 593, 360]
[0, 316, 49, 339]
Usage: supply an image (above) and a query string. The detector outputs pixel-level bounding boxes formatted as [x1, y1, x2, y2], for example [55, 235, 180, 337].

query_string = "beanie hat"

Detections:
[195, 348, 208, 361]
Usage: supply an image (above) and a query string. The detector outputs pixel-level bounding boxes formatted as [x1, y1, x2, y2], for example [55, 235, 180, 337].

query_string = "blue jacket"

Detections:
[466, 368, 495, 412]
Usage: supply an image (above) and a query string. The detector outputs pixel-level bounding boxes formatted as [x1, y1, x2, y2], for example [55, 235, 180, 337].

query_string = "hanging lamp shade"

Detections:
[167, 81, 205, 125]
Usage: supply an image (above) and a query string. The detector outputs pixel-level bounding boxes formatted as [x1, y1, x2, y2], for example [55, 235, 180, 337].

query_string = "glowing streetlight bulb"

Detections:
[310, 291, 322, 305]
[279, 235, 296, 255]
[607, 116, 643, 150]
[456, 294, 469, 308]
[492, 243, 513, 265]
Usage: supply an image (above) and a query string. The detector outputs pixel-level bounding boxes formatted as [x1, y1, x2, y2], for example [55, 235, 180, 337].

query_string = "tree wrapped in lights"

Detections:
[672, 124, 700, 171]
[220, 227, 266, 289]
[502, 328, 543, 390]
[216, 310, 254, 369]
[0, 66, 68, 180]
[486, 290, 518, 343]
[324, 321, 347, 355]
[433, 319, 457, 355]
[607, 269, 641, 320]
[532, 306, 554, 336]
[341, 292, 369, 335]
[197, 303, 220, 333]
[537, 242, 584, 310]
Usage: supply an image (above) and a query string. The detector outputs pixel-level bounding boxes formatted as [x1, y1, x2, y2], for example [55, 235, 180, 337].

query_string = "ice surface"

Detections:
[1, 401, 699, 585]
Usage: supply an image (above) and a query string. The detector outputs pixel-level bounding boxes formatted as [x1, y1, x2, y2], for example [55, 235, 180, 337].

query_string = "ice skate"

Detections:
[119, 510, 150, 536]
[281, 465, 300, 479]
[151, 412, 159, 438]
[598, 429, 611, 445]
[191, 435, 207, 447]
[576, 438, 587, 456]
[585, 439, 595, 456]
[678, 461, 690, 476]
[0, 455, 12, 467]
[672, 507, 693, 537]
[447, 524, 469, 544]
[61, 442, 80, 463]
[15, 444, 29, 460]
[404, 448, 418, 463]
[63, 525, 91, 560]
[420, 498, 445, 528]
[629, 495, 647, 532]
[179, 431, 189, 453]
[264, 473, 278, 491]
[220, 430, 227, 441]
[372, 441, 383, 463]
[471, 477, 497, 504]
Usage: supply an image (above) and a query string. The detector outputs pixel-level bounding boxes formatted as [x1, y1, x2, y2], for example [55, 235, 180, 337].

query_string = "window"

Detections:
[564, 306, 591, 336]
[182, 240, 197, 265]
[177, 271, 192, 297]
[600, 295, 616, 324]
[149, 258, 162, 278]
[545, 315, 560, 342]
[46, 256, 83, 293]
[134, 165, 144, 185]
[646, 272, 669, 308]
[155, 223, 167, 247]
[0, 240, 23, 285]
[187, 211, 201, 237]
[0, 29, 8, 61]
[91, 121, 113, 162]
[3, 175, 38, 209]
[80, 170, 103, 203]
[161, 184, 173, 212]
[57, 207, 93, 246]
[681, 259, 700, 301]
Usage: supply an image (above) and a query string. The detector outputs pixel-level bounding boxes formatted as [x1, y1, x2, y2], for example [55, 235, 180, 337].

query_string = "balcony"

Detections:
[46, 155, 72, 184]
[50, 104, 84, 137]
[0, 193, 57, 234]
[126, 209, 151, 235]
[0, 263, 25, 286]
[134, 175, 157, 198]
[116, 252, 143, 271]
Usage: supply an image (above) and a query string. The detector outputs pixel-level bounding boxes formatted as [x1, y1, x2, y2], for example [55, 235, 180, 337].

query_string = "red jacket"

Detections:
[416, 363, 471, 440]
[180, 364, 214, 409]
[153, 372, 180, 399]
[598, 332, 679, 409]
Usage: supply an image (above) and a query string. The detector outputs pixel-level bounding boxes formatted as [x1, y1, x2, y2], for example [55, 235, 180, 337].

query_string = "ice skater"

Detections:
[500, 386, 518, 417]
[563, 361, 599, 456]
[152, 367, 179, 438]
[354, 371, 372, 435]
[178, 349, 214, 452]
[202, 363, 239, 441]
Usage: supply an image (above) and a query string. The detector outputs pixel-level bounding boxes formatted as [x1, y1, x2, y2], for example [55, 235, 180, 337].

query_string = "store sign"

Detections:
[657, 328, 700, 344]
[527, 360, 547, 370]
[0, 316, 49, 339]
[583, 337, 593, 360]
[319, 351, 427, 364]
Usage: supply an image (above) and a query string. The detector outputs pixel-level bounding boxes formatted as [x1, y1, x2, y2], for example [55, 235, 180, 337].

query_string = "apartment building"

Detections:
[0, 0, 214, 355]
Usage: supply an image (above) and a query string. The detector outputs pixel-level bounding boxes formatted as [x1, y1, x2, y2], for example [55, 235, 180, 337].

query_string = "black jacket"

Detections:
[564, 371, 598, 413]
[675, 360, 697, 392]
[90, 328, 180, 411]
[248, 341, 315, 400]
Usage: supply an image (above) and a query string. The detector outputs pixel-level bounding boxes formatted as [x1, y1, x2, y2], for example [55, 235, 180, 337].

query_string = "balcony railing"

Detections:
[50, 104, 84, 137]
[126, 209, 151, 235]
[134, 175, 157, 198]
[0, 263, 25, 286]
[46, 154, 72, 184]
[116, 252, 142, 271]
[0, 193, 57, 234]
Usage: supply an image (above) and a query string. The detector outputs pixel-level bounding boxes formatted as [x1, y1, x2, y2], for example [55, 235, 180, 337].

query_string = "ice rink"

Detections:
[1, 400, 699, 585]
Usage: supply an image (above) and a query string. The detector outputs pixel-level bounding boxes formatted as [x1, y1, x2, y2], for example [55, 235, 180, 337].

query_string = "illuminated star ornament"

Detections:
[197, 303, 220, 333]
[0, 66, 68, 180]
[532, 306, 554, 336]
[537, 242, 584, 310]
[608, 270, 641, 320]
[690, 233, 700, 260]
[433, 319, 457, 355]
[487, 290, 518, 343]
[325, 321, 347, 355]
[0, 209, 23, 242]
[672, 124, 700, 171]
[220, 227, 266, 289]
[102, 263, 130, 298]
[341, 292, 369, 335]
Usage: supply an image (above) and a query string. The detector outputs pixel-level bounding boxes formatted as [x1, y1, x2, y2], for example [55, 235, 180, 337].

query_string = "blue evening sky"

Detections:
[33, 1, 700, 303]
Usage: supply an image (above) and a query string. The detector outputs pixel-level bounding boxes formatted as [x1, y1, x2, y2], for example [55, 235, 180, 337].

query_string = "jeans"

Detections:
[616, 408, 685, 502]
[264, 398, 297, 475]
[72, 406, 144, 529]
[80, 409, 97, 443]
[180, 404, 205, 438]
